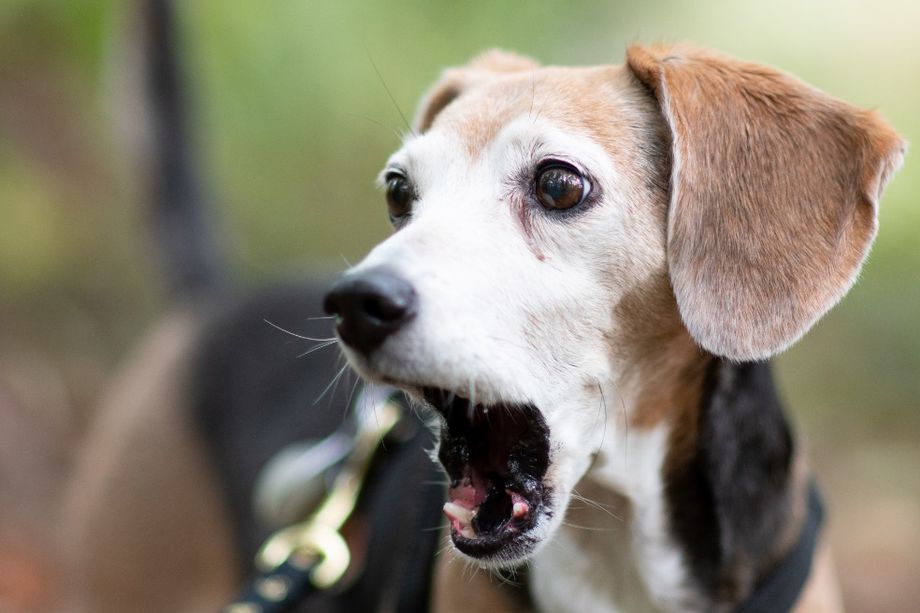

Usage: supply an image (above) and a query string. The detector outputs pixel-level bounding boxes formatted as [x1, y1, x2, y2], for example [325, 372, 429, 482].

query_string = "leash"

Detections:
[733, 481, 825, 613]
[222, 389, 404, 613]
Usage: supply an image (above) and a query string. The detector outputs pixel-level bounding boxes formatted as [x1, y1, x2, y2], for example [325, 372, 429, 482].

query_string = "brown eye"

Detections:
[535, 164, 590, 210]
[385, 173, 414, 222]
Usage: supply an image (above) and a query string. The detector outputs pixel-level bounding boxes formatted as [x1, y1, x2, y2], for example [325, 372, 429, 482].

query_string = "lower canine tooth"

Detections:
[512, 502, 528, 518]
[443, 501, 474, 525]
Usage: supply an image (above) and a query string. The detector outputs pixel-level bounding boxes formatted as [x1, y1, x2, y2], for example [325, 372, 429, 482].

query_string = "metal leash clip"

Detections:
[223, 389, 403, 612]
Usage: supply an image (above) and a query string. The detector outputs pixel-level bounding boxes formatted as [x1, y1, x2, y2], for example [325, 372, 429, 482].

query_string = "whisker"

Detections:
[365, 47, 416, 137]
[561, 520, 615, 532]
[467, 378, 477, 421]
[570, 490, 617, 510]
[295, 340, 338, 358]
[314, 363, 349, 406]
[490, 567, 525, 588]
[345, 375, 361, 412]
[264, 319, 335, 342]
[343, 112, 386, 129]
[618, 388, 629, 466]
[421, 524, 447, 532]
[570, 490, 624, 522]
[326, 367, 352, 411]
[583, 378, 609, 475]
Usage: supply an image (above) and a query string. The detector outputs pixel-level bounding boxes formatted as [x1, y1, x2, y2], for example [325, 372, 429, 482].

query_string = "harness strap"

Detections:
[733, 482, 825, 613]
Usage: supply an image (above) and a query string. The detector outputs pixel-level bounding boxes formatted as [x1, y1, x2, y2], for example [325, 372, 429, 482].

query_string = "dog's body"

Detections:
[64, 44, 902, 612]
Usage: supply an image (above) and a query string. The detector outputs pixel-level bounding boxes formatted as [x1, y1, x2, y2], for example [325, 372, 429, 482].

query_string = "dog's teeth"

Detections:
[460, 525, 477, 539]
[443, 501, 474, 525]
[512, 501, 529, 519]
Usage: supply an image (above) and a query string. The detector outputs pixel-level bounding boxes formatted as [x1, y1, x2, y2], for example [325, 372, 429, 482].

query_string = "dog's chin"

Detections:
[421, 386, 553, 567]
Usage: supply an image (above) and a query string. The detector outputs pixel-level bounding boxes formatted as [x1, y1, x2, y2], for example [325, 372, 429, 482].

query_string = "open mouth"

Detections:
[422, 387, 551, 560]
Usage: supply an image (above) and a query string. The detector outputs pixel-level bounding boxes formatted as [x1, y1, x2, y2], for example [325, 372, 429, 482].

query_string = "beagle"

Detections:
[63, 44, 903, 613]
[323, 44, 904, 611]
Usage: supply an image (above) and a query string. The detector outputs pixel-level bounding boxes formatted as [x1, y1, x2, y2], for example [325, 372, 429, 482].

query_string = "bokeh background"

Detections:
[1, 1, 917, 611]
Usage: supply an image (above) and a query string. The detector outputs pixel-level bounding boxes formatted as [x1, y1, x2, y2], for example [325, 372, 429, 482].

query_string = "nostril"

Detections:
[362, 293, 407, 323]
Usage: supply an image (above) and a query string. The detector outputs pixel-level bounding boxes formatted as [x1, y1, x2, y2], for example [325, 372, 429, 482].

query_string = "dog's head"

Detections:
[324, 45, 903, 566]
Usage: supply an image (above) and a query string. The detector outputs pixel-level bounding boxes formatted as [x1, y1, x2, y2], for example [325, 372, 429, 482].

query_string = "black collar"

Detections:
[733, 481, 825, 613]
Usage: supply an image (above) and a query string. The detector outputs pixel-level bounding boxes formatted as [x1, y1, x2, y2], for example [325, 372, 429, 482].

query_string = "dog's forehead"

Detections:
[386, 63, 654, 181]
[433, 64, 641, 155]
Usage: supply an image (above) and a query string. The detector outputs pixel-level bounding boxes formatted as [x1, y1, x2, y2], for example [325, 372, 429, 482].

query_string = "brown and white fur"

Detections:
[329, 45, 904, 612]
[62, 44, 903, 613]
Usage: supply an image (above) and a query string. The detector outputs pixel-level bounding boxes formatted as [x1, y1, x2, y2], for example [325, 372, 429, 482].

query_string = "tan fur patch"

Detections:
[413, 49, 539, 133]
[610, 272, 709, 429]
[61, 309, 236, 612]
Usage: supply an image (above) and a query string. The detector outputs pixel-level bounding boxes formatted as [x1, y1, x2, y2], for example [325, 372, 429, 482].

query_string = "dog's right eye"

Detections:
[385, 173, 415, 223]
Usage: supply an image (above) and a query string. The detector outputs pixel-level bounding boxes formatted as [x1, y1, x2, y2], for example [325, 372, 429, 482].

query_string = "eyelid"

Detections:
[376, 166, 406, 188]
[536, 157, 587, 176]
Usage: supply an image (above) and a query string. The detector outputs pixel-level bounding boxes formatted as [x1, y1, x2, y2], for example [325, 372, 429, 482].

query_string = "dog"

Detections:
[322, 45, 904, 612]
[63, 42, 903, 613]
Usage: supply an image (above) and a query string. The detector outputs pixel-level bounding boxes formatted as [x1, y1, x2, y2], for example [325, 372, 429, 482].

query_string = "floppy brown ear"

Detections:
[413, 49, 539, 132]
[627, 44, 905, 361]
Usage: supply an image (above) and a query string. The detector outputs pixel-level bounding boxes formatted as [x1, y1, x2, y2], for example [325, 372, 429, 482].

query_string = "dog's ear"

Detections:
[413, 49, 539, 132]
[626, 44, 905, 361]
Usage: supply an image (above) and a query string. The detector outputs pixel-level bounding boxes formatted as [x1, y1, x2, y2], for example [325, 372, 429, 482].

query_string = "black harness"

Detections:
[222, 392, 824, 613]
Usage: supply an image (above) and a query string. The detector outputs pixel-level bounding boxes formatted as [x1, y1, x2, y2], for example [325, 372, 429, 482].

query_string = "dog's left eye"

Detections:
[535, 164, 591, 211]
[385, 172, 415, 223]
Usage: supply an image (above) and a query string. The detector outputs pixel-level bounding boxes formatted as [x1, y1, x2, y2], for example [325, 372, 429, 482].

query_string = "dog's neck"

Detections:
[531, 322, 806, 612]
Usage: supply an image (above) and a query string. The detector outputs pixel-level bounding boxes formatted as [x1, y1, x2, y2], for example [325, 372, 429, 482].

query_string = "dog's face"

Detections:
[330, 60, 670, 565]
[325, 46, 903, 567]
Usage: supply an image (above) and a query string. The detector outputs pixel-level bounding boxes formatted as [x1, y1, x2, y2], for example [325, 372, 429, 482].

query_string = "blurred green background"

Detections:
[0, 1, 917, 611]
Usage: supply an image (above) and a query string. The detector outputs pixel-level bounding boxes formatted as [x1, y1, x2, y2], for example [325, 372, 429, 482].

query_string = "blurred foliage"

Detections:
[1, 2, 918, 419]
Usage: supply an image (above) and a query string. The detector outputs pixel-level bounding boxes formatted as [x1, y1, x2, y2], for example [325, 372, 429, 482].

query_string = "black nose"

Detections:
[323, 268, 417, 355]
